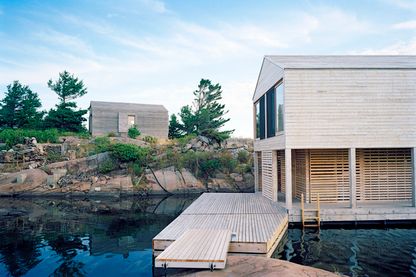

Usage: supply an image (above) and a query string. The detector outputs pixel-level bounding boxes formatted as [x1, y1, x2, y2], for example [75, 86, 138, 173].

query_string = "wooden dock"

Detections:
[155, 229, 232, 269]
[153, 193, 288, 258]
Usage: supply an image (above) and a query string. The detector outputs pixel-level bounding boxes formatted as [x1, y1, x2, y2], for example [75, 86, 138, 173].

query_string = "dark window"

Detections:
[276, 82, 284, 132]
[266, 88, 276, 138]
[256, 96, 265, 139]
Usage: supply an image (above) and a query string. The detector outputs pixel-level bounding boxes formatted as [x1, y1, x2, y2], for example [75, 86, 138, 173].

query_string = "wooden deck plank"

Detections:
[153, 193, 289, 258]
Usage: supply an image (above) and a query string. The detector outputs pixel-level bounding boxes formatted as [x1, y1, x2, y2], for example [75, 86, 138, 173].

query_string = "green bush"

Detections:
[128, 125, 141, 139]
[237, 150, 250, 163]
[93, 136, 112, 153]
[131, 162, 144, 176]
[199, 158, 222, 178]
[219, 152, 237, 173]
[143, 135, 158, 144]
[111, 143, 149, 163]
[107, 131, 116, 137]
[59, 131, 91, 139]
[176, 134, 196, 147]
[98, 159, 117, 173]
[236, 163, 252, 174]
[0, 129, 59, 147]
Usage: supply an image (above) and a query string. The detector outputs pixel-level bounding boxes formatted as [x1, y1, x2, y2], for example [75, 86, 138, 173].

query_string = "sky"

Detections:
[0, 0, 415, 137]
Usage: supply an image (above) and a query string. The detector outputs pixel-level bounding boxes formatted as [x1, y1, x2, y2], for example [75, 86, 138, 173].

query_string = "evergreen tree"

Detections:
[44, 71, 87, 132]
[169, 79, 233, 143]
[0, 81, 43, 129]
[168, 114, 184, 139]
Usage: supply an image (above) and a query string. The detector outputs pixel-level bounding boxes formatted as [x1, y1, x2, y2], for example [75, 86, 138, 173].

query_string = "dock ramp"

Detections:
[155, 229, 232, 270]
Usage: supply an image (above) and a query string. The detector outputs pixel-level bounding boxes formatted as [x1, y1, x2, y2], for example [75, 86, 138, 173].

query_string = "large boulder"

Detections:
[145, 167, 205, 194]
[0, 169, 48, 194]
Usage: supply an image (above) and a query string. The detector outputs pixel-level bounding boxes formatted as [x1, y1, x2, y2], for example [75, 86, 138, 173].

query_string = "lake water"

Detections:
[0, 195, 415, 277]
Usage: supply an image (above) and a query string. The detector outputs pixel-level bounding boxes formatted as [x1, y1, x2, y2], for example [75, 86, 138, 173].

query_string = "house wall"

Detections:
[284, 69, 416, 149]
[90, 103, 168, 138]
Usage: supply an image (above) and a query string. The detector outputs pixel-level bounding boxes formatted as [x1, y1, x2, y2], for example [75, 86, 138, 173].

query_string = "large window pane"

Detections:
[266, 88, 276, 138]
[276, 83, 284, 132]
[259, 96, 265, 139]
[255, 102, 260, 138]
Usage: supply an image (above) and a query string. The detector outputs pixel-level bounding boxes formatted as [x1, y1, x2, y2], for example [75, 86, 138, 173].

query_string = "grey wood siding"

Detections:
[253, 58, 283, 102]
[90, 101, 168, 139]
[284, 69, 416, 149]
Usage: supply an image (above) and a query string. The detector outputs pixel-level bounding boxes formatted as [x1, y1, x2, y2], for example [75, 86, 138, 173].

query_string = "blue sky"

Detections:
[0, 0, 415, 137]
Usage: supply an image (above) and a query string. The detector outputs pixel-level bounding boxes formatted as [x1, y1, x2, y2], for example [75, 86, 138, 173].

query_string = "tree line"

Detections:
[1, 71, 88, 132]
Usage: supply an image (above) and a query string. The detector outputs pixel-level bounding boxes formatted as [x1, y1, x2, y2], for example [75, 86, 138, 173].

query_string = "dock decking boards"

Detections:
[153, 193, 288, 257]
[155, 229, 232, 269]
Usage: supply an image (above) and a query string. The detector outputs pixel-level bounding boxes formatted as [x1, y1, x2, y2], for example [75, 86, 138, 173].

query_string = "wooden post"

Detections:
[272, 151, 278, 202]
[254, 152, 259, 192]
[349, 148, 357, 209]
[412, 147, 416, 207]
[285, 148, 292, 210]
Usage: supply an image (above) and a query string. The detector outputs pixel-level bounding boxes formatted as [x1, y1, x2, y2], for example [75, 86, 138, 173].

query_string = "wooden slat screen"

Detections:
[255, 152, 262, 192]
[294, 150, 306, 200]
[262, 151, 273, 200]
[309, 149, 350, 203]
[356, 148, 412, 201]
[277, 150, 285, 193]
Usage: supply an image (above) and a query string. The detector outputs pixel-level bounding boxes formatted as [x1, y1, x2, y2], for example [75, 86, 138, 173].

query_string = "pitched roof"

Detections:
[90, 101, 168, 112]
[265, 55, 416, 69]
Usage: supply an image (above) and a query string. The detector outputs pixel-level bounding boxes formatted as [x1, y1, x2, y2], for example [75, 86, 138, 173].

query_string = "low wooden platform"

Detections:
[155, 229, 232, 269]
[153, 193, 288, 257]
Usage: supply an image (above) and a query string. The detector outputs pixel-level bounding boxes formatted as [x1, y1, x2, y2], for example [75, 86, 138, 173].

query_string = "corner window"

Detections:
[266, 87, 276, 138]
[128, 115, 135, 128]
[255, 96, 265, 139]
[276, 82, 284, 132]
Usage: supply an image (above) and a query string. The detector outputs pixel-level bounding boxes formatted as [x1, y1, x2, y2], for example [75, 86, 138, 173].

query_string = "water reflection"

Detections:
[274, 227, 416, 277]
[0, 195, 197, 277]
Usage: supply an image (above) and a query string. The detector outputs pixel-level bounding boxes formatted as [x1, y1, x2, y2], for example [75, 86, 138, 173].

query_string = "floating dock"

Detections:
[153, 193, 288, 262]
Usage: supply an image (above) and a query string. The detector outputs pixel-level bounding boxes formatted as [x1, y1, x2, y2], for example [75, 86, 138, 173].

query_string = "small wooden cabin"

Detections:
[89, 101, 168, 138]
[253, 55, 416, 209]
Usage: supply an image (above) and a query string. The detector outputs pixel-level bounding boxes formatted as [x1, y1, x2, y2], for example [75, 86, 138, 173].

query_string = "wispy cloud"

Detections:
[358, 39, 416, 55]
[392, 20, 416, 30]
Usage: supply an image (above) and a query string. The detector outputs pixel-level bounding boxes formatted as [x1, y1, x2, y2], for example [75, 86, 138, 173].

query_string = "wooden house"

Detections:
[253, 55, 416, 210]
[89, 101, 168, 138]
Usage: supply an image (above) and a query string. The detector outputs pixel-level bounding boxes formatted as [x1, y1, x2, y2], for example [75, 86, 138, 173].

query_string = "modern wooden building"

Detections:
[89, 101, 168, 138]
[253, 55, 416, 210]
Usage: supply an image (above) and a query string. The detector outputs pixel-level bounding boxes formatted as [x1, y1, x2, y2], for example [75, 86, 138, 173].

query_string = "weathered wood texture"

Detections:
[89, 101, 168, 138]
[155, 229, 232, 269]
[284, 69, 416, 149]
[261, 151, 274, 201]
[153, 193, 288, 256]
[254, 152, 262, 192]
[356, 148, 412, 201]
[253, 58, 284, 102]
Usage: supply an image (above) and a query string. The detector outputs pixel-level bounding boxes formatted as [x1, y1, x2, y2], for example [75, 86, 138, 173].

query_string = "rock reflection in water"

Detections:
[0, 195, 197, 276]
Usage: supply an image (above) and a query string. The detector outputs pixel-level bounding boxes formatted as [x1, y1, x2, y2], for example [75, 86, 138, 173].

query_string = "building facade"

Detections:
[253, 56, 416, 210]
[89, 101, 168, 139]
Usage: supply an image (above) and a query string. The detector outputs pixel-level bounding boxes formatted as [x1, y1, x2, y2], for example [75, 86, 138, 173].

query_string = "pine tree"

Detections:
[44, 71, 88, 132]
[0, 81, 44, 129]
[168, 114, 184, 139]
[169, 79, 234, 143]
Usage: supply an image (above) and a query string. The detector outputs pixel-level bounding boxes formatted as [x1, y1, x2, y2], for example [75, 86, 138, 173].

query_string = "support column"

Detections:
[412, 148, 416, 207]
[254, 152, 259, 192]
[349, 148, 357, 209]
[285, 148, 292, 210]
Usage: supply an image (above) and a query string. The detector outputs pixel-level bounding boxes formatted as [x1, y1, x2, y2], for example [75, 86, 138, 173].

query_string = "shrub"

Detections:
[143, 135, 158, 144]
[111, 143, 149, 163]
[93, 136, 112, 153]
[237, 150, 250, 163]
[131, 162, 144, 176]
[128, 125, 141, 139]
[176, 134, 196, 147]
[199, 158, 222, 178]
[98, 159, 117, 173]
[236, 163, 252, 174]
[107, 131, 116, 137]
[59, 131, 91, 139]
[219, 152, 237, 173]
[0, 129, 59, 147]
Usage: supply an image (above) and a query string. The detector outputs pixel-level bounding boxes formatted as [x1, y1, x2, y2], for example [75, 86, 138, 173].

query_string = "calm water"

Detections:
[0, 196, 416, 276]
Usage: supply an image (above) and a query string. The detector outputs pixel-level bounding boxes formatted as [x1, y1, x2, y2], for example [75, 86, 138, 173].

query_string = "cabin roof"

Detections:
[253, 55, 416, 102]
[265, 55, 416, 69]
[90, 101, 168, 112]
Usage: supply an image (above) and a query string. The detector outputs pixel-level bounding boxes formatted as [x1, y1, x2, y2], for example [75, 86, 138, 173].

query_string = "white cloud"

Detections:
[383, 0, 416, 10]
[140, 0, 167, 14]
[392, 20, 416, 30]
[357, 39, 416, 55]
